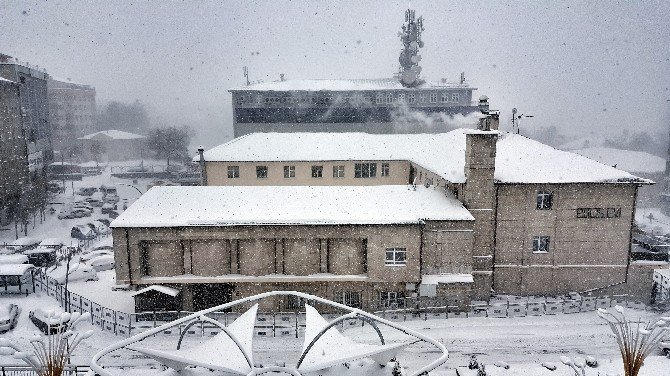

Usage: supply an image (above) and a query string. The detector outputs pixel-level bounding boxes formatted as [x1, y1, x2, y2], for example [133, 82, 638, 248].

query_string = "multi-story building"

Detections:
[78, 130, 146, 162]
[0, 54, 52, 226]
[231, 9, 478, 137]
[112, 108, 651, 311]
[47, 78, 96, 157]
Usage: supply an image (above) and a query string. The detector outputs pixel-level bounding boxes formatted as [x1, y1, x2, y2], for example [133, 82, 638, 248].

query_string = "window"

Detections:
[386, 93, 393, 104]
[533, 236, 550, 253]
[354, 162, 377, 178]
[335, 291, 362, 308]
[441, 92, 449, 103]
[227, 166, 240, 179]
[333, 165, 345, 178]
[311, 165, 323, 178]
[408, 93, 416, 103]
[536, 191, 553, 210]
[256, 165, 268, 179]
[286, 295, 305, 309]
[430, 93, 437, 103]
[284, 165, 295, 178]
[419, 94, 427, 103]
[376, 94, 383, 104]
[451, 93, 460, 102]
[385, 247, 407, 266]
[380, 291, 404, 308]
[381, 163, 390, 177]
[397, 93, 405, 103]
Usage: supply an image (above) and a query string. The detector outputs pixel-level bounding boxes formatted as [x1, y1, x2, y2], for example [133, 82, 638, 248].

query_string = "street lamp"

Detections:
[115, 183, 143, 196]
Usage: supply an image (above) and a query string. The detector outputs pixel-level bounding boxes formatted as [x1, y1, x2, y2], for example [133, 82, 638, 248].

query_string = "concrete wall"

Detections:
[205, 160, 410, 186]
[493, 183, 638, 296]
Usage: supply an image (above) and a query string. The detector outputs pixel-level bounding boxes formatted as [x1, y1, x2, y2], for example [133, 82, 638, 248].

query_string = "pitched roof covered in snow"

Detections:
[201, 129, 649, 184]
[111, 185, 474, 228]
[78, 130, 145, 140]
[572, 147, 665, 174]
[0, 264, 33, 276]
[131, 285, 180, 297]
[229, 78, 474, 92]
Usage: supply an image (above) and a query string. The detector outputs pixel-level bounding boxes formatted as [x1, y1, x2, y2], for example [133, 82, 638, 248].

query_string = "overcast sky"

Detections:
[1, 0, 668, 149]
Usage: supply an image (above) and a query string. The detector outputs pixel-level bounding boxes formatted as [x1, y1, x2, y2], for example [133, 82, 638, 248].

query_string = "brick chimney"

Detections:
[197, 146, 208, 186]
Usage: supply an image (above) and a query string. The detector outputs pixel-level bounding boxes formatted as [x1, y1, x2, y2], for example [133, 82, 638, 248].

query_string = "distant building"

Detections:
[113, 109, 651, 311]
[231, 9, 478, 137]
[47, 78, 96, 157]
[78, 130, 146, 162]
[0, 54, 52, 226]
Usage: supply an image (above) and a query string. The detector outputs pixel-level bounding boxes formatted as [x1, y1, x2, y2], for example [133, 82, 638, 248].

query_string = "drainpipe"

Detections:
[197, 146, 207, 186]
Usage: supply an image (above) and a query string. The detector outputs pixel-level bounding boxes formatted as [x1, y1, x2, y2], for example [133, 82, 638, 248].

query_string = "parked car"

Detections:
[85, 192, 104, 207]
[71, 225, 96, 240]
[88, 255, 115, 271]
[100, 185, 118, 196]
[104, 193, 120, 204]
[50, 262, 98, 284]
[660, 339, 670, 357]
[0, 304, 20, 333]
[29, 307, 69, 335]
[87, 221, 109, 235]
[73, 201, 94, 211]
[47, 181, 64, 194]
[89, 244, 113, 253]
[108, 210, 119, 219]
[0, 254, 29, 264]
[76, 187, 98, 196]
[95, 218, 111, 227]
[1, 237, 40, 254]
[80, 250, 113, 262]
[101, 203, 117, 214]
[71, 207, 92, 218]
[57, 208, 75, 220]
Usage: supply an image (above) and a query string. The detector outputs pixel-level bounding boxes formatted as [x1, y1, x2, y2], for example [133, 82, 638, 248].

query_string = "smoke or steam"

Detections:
[391, 102, 484, 133]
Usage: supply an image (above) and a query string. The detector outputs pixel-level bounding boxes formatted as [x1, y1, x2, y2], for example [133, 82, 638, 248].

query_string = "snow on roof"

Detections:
[78, 130, 145, 140]
[202, 129, 649, 184]
[656, 268, 670, 278]
[112, 185, 474, 228]
[131, 285, 180, 297]
[39, 238, 63, 247]
[230, 78, 474, 92]
[422, 273, 474, 284]
[0, 264, 33, 276]
[0, 254, 29, 264]
[572, 147, 665, 174]
[10, 237, 39, 246]
[0, 77, 15, 84]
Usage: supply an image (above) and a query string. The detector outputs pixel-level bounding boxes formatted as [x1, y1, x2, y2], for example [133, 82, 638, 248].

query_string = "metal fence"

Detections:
[0, 365, 90, 375]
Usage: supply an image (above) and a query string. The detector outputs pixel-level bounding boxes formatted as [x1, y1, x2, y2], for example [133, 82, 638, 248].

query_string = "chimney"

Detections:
[197, 146, 207, 186]
[280, 74, 285, 82]
[477, 95, 499, 131]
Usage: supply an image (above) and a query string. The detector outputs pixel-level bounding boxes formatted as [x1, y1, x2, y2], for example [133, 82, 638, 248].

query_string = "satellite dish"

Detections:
[410, 41, 418, 49]
[410, 55, 419, 63]
[512, 108, 517, 114]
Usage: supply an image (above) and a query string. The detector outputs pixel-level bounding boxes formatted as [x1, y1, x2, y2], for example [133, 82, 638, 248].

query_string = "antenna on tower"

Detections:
[243, 66, 249, 86]
[398, 8, 425, 87]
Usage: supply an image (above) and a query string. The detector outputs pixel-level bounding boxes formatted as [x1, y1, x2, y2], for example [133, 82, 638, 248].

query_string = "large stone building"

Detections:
[78, 129, 146, 162]
[47, 78, 96, 157]
[112, 113, 650, 311]
[0, 54, 52, 226]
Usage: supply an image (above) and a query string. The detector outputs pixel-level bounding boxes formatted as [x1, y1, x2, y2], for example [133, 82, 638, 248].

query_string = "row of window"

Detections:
[227, 163, 391, 179]
[237, 91, 462, 106]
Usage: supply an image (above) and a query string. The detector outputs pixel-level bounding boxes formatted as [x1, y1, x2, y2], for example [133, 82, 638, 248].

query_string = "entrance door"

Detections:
[192, 284, 234, 311]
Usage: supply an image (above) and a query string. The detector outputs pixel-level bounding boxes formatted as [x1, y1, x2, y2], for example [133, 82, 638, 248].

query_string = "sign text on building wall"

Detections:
[576, 207, 622, 219]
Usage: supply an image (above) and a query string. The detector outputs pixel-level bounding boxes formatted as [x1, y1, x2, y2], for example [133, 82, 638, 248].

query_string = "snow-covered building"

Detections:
[112, 115, 652, 311]
[48, 78, 96, 156]
[78, 130, 146, 162]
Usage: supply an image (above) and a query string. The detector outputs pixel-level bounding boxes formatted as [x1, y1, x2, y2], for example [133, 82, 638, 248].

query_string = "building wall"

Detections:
[48, 80, 96, 155]
[205, 160, 410, 186]
[79, 138, 145, 162]
[113, 221, 473, 310]
[493, 183, 637, 296]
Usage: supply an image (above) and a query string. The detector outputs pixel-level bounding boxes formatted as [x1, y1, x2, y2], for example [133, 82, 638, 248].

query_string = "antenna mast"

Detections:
[398, 8, 425, 87]
[243, 66, 249, 86]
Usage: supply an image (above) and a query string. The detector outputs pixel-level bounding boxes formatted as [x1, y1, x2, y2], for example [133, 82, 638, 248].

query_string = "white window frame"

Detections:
[336, 291, 362, 308]
[536, 191, 553, 210]
[441, 93, 449, 103]
[451, 93, 460, 102]
[333, 165, 345, 178]
[430, 93, 437, 103]
[284, 165, 295, 178]
[385, 247, 407, 266]
[533, 236, 550, 253]
[256, 165, 268, 179]
[386, 93, 394, 104]
[376, 94, 383, 104]
[311, 165, 323, 178]
[381, 163, 390, 177]
[227, 166, 240, 179]
[397, 93, 405, 103]
[354, 162, 377, 178]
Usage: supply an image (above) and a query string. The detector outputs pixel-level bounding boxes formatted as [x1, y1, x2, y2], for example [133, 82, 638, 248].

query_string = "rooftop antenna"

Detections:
[398, 8, 425, 87]
[511, 108, 534, 134]
[243, 66, 249, 86]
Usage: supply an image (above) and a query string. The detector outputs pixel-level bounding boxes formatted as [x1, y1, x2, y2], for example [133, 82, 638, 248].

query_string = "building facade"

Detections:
[0, 54, 52, 226]
[78, 130, 146, 162]
[47, 78, 96, 157]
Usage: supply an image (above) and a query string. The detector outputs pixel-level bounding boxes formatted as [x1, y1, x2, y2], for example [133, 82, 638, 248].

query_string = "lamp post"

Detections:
[115, 183, 142, 196]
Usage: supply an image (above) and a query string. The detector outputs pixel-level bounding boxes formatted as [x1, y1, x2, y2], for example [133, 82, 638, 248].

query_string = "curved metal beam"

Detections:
[91, 291, 449, 376]
[176, 318, 204, 350]
[245, 366, 302, 376]
[198, 314, 254, 370]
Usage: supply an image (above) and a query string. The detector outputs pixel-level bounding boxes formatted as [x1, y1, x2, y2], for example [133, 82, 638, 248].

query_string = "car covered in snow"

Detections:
[104, 193, 120, 204]
[661, 339, 670, 357]
[87, 221, 109, 235]
[101, 202, 117, 214]
[80, 249, 113, 262]
[49, 262, 98, 284]
[24, 238, 63, 267]
[76, 187, 98, 196]
[71, 225, 96, 240]
[0, 304, 20, 333]
[0, 237, 40, 254]
[29, 307, 70, 335]
[88, 254, 115, 271]
[85, 192, 105, 207]
[107, 210, 120, 219]
[95, 218, 111, 227]
[0, 254, 29, 264]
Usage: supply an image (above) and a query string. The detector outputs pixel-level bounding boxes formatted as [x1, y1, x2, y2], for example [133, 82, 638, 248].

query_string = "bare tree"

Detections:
[146, 126, 191, 167]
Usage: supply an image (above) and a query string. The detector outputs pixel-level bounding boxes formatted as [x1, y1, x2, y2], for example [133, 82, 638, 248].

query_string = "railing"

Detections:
[0, 365, 90, 375]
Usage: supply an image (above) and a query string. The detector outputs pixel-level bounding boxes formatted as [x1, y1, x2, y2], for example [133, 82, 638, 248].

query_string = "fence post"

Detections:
[295, 311, 299, 339]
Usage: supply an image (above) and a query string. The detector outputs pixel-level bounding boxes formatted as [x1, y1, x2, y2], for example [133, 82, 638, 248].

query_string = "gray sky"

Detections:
[1, 0, 668, 149]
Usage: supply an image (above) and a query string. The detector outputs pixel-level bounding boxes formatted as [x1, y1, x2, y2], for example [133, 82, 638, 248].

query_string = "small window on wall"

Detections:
[227, 166, 240, 179]
[385, 247, 407, 266]
[354, 163, 376, 178]
[333, 165, 345, 178]
[376, 94, 383, 104]
[380, 291, 404, 308]
[430, 93, 437, 103]
[381, 163, 390, 177]
[536, 191, 553, 210]
[533, 236, 550, 253]
[311, 165, 323, 178]
[256, 165, 268, 179]
[286, 295, 305, 309]
[335, 291, 362, 308]
[408, 93, 416, 103]
[284, 165, 295, 178]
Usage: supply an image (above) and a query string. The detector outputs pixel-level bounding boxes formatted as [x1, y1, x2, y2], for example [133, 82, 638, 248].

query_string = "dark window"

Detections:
[354, 163, 377, 178]
[335, 291, 362, 308]
[379, 291, 404, 308]
[256, 165, 268, 179]
[385, 248, 407, 266]
[536, 191, 553, 210]
[311, 165, 323, 178]
[227, 166, 240, 179]
[381, 163, 390, 177]
[533, 236, 550, 253]
[284, 165, 295, 178]
[286, 295, 305, 309]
